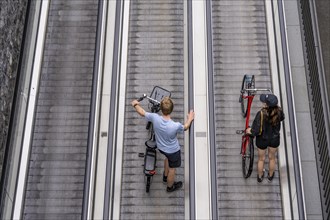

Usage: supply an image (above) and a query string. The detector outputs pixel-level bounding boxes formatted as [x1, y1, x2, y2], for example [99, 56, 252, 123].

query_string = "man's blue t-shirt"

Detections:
[145, 112, 184, 154]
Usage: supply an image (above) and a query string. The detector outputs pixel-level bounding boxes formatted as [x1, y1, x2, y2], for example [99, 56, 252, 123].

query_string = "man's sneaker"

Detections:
[267, 172, 274, 182]
[257, 172, 264, 183]
[163, 172, 167, 183]
[167, 181, 183, 192]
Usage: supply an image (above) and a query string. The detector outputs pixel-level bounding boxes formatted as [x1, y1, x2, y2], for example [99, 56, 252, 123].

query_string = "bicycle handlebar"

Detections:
[138, 94, 161, 105]
[137, 94, 146, 102]
[241, 88, 272, 93]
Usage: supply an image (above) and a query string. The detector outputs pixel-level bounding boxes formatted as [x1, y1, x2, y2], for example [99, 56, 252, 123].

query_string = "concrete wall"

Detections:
[0, 0, 28, 177]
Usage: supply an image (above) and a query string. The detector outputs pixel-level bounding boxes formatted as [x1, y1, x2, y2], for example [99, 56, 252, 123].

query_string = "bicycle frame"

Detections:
[243, 95, 254, 130]
[241, 94, 254, 155]
[241, 88, 272, 131]
[144, 105, 158, 176]
[139, 96, 159, 193]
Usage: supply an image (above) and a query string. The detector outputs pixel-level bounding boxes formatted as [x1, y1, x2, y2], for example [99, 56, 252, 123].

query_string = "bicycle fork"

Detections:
[236, 130, 247, 155]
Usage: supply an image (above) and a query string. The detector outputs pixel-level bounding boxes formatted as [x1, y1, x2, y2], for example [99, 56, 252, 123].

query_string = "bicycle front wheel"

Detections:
[240, 75, 255, 118]
[242, 136, 254, 178]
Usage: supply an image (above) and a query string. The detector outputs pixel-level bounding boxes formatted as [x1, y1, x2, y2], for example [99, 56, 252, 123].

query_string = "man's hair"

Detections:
[160, 97, 173, 115]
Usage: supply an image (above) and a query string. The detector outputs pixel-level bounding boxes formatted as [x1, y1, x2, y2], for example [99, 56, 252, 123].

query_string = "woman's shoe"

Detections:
[257, 172, 264, 183]
[267, 172, 274, 182]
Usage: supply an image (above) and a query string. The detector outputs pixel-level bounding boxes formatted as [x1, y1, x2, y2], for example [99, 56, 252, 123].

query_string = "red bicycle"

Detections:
[237, 75, 271, 178]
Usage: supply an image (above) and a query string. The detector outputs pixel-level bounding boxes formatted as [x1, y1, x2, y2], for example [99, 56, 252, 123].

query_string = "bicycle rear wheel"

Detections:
[240, 75, 255, 118]
[242, 136, 254, 178]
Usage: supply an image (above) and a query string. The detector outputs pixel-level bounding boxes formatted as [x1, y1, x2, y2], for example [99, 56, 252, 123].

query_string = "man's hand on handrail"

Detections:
[184, 110, 195, 131]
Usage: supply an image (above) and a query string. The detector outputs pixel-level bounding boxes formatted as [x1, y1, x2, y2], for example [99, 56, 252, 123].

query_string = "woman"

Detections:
[246, 94, 285, 183]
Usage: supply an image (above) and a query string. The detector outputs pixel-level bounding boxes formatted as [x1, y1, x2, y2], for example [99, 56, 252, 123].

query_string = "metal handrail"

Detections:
[278, 0, 306, 218]
[103, 0, 123, 219]
[205, 0, 218, 219]
[187, 1, 196, 219]
[82, 0, 104, 219]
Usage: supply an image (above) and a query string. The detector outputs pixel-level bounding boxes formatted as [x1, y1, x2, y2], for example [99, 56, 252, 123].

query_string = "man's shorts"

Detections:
[159, 149, 181, 168]
[256, 137, 280, 150]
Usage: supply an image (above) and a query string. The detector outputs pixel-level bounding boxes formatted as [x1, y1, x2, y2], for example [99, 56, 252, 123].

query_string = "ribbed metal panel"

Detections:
[300, 1, 330, 218]
[120, 1, 185, 219]
[211, 0, 283, 218]
[22, 1, 98, 219]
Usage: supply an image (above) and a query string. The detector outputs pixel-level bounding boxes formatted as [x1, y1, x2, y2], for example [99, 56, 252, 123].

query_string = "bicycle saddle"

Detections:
[145, 140, 157, 149]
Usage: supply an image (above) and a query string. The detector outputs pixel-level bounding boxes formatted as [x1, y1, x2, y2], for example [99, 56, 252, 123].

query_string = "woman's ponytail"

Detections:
[268, 106, 282, 126]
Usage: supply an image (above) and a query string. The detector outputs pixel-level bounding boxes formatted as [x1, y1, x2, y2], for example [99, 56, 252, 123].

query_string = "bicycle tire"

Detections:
[240, 75, 255, 118]
[146, 176, 151, 193]
[242, 136, 254, 178]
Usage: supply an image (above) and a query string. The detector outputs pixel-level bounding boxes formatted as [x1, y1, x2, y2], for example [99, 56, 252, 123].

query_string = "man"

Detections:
[131, 97, 194, 192]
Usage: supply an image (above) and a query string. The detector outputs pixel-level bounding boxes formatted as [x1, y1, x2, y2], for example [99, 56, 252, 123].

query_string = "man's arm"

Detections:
[131, 100, 146, 117]
[184, 110, 195, 131]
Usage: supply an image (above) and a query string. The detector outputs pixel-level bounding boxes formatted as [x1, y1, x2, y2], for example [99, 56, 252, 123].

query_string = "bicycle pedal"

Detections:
[138, 153, 145, 157]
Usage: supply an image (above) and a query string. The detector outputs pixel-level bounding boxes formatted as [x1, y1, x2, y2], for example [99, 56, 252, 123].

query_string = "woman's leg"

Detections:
[268, 147, 278, 176]
[257, 148, 266, 177]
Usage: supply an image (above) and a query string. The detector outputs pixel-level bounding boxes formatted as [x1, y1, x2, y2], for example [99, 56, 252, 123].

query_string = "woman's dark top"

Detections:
[250, 108, 285, 148]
